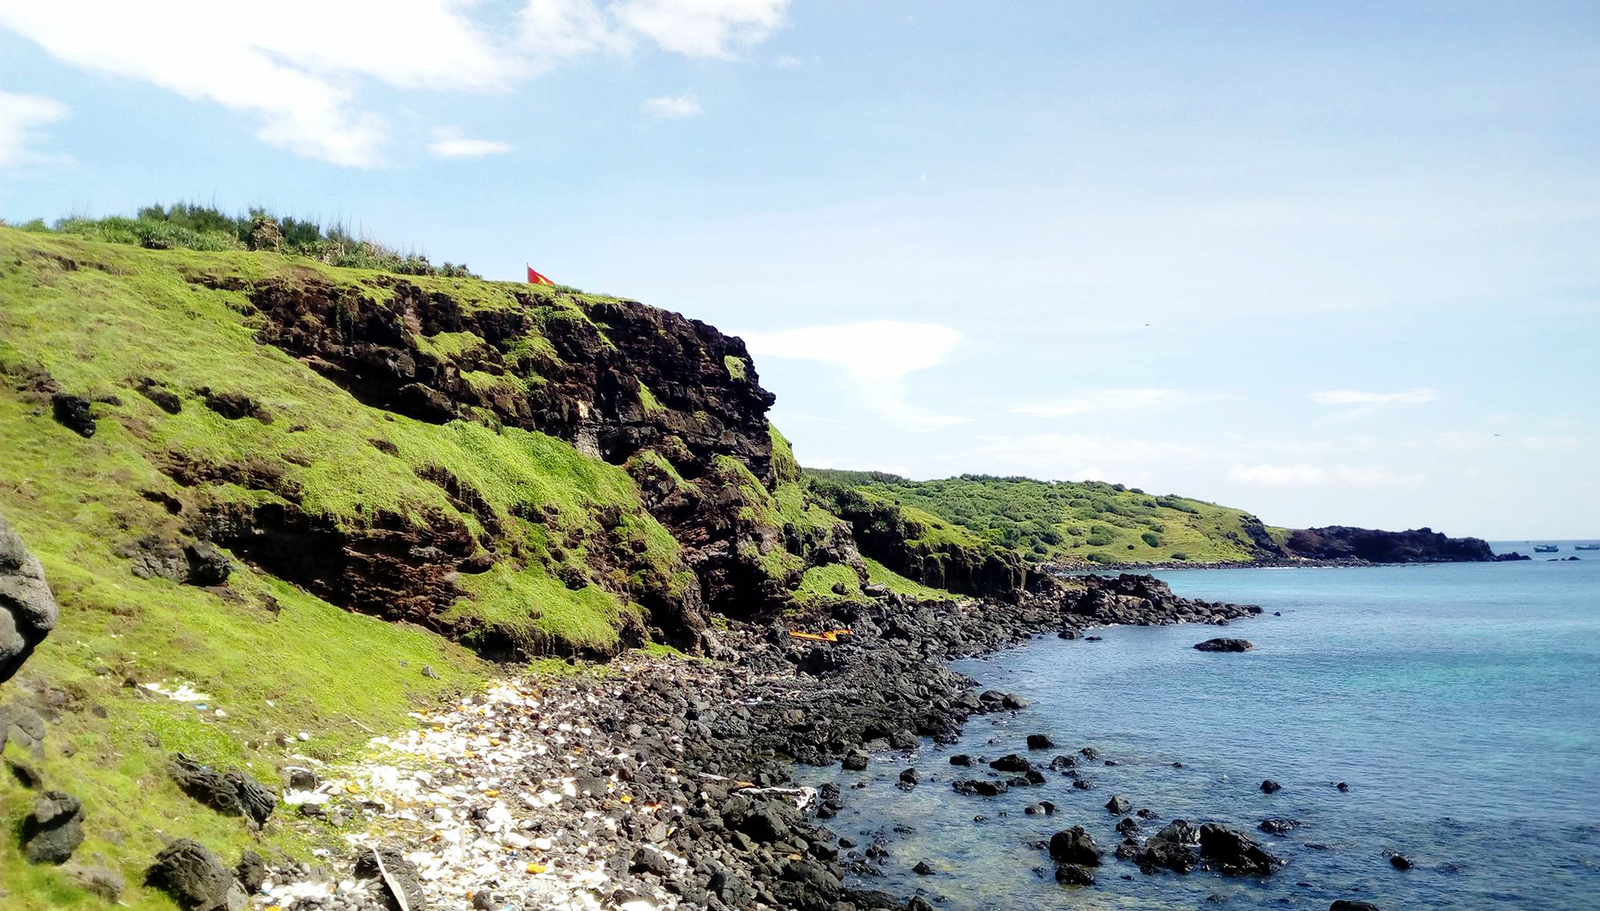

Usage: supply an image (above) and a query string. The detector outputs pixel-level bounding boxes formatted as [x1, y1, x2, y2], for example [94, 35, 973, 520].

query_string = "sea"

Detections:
[797, 541, 1600, 910]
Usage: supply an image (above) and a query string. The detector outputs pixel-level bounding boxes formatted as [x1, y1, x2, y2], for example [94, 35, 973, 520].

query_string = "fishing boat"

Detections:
[1534, 544, 1559, 553]
[1576, 544, 1600, 551]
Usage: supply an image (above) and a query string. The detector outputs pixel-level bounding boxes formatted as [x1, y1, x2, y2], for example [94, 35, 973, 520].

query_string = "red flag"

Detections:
[527, 265, 554, 285]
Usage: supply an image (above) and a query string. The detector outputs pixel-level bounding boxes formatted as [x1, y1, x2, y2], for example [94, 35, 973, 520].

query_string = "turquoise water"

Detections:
[800, 553, 1600, 909]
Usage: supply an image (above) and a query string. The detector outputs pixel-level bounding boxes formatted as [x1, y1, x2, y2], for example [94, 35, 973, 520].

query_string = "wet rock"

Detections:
[1026, 733, 1054, 750]
[51, 393, 96, 437]
[1078, 746, 1099, 760]
[912, 860, 934, 875]
[841, 749, 869, 771]
[951, 779, 1007, 797]
[989, 753, 1033, 773]
[1135, 836, 1198, 874]
[169, 754, 276, 825]
[0, 513, 60, 683]
[1156, 820, 1200, 846]
[1198, 823, 1284, 876]
[1054, 863, 1095, 886]
[1048, 754, 1077, 770]
[1260, 779, 1282, 794]
[1389, 853, 1413, 870]
[949, 754, 972, 766]
[898, 767, 919, 786]
[1105, 794, 1131, 814]
[22, 790, 85, 864]
[1330, 902, 1382, 911]
[1259, 818, 1300, 836]
[1337, 781, 1350, 791]
[1115, 817, 1139, 836]
[147, 838, 248, 911]
[1048, 826, 1101, 867]
[1194, 638, 1254, 652]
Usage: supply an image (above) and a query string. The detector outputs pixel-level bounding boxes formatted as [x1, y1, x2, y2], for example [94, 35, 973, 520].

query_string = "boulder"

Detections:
[951, 778, 1008, 797]
[1194, 638, 1254, 652]
[236, 850, 266, 893]
[0, 513, 60, 683]
[22, 790, 85, 864]
[841, 749, 869, 771]
[898, 767, 919, 786]
[169, 754, 277, 825]
[1105, 794, 1131, 814]
[1260, 779, 1282, 794]
[1048, 826, 1101, 866]
[183, 543, 233, 587]
[948, 753, 973, 766]
[66, 861, 125, 901]
[147, 839, 248, 911]
[1330, 902, 1382, 911]
[1198, 823, 1284, 876]
[1135, 836, 1197, 874]
[0, 702, 48, 757]
[1026, 733, 1054, 750]
[1389, 853, 1413, 870]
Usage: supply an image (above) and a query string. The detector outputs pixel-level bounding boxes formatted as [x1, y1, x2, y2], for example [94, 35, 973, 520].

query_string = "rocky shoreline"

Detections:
[235, 574, 1270, 911]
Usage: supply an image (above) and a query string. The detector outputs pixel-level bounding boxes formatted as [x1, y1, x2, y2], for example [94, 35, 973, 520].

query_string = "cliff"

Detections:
[1282, 526, 1496, 563]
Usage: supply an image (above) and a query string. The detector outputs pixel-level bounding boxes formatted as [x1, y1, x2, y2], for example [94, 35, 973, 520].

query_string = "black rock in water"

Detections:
[1261, 779, 1282, 793]
[952, 779, 1008, 797]
[1105, 794, 1131, 814]
[989, 753, 1033, 773]
[1048, 826, 1102, 866]
[1331, 902, 1383, 911]
[1198, 823, 1284, 876]
[949, 754, 972, 766]
[1194, 638, 1255, 652]
[1026, 733, 1054, 749]
[1389, 853, 1413, 870]
[841, 749, 869, 771]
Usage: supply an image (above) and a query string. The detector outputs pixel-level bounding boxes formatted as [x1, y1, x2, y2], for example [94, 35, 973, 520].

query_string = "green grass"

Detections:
[791, 563, 865, 607]
[807, 470, 1285, 565]
[724, 354, 748, 381]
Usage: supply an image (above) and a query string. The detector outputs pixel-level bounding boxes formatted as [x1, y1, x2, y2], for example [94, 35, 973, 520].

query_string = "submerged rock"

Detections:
[1048, 826, 1101, 867]
[1054, 863, 1095, 886]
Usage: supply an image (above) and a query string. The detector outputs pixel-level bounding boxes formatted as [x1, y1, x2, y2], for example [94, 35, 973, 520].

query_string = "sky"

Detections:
[1, 1, 1596, 539]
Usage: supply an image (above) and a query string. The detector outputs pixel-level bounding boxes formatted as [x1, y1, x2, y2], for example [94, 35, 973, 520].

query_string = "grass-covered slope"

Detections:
[807, 470, 1289, 565]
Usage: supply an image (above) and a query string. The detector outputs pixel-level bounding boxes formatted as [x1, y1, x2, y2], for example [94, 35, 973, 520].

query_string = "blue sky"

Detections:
[2, 1, 1595, 538]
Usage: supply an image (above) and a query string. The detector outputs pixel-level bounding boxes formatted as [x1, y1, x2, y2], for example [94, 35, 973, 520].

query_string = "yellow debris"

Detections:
[485, 789, 500, 798]
[619, 795, 632, 804]
[526, 862, 547, 874]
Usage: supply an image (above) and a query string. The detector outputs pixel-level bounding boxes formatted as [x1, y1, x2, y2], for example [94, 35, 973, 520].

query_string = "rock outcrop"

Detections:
[21, 790, 84, 864]
[1283, 526, 1495, 563]
[0, 513, 59, 684]
[147, 839, 248, 911]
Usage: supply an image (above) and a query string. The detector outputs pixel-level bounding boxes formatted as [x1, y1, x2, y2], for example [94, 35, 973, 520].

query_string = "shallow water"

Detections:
[797, 551, 1600, 909]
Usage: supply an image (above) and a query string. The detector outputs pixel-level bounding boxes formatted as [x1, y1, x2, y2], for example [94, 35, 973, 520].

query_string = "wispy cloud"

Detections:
[740, 321, 966, 431]
[0, 90, 67, 167]
[427, 126, 511, 158]
[1014, 389, 1220, 418]
[642, 91, 702, 119]
[1228, 462, 1425, 487]
[1310, 389, 1439, 406]
[522, 0, 791, 60]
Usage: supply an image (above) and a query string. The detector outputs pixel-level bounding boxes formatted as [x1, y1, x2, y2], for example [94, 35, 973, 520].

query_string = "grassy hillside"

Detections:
[0, 218, 961, 909]
[807, 470, 1289, 565]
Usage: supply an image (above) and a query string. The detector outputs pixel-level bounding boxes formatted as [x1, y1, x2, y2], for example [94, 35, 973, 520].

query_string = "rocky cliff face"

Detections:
[810, 483, 1027, 601]
[1283, 526, 1495, 563]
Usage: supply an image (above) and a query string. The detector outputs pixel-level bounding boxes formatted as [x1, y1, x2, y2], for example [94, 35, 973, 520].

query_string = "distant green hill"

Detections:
[805, 470, 1289, 565]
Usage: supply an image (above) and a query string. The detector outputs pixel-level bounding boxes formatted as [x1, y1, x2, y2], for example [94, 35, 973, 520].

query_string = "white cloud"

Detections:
[0, 91, 67, 166]
[1432, 432, 1578, 452]
[0, 0, 792, 165]
[1310, 389, 1439, 406]
[740, 321, 965, 431]
[1229, 462, 1423, 487]
[521, 0, 789, 60]
[428, 127, 512, 158]
[642, 92, 703, 119]
[1014, 389, 1219, 418]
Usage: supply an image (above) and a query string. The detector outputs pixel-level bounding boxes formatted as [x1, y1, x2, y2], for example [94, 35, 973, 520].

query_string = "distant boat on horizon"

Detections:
[1575, 544, 1600, 551]
[1534, 544, 1559, 553]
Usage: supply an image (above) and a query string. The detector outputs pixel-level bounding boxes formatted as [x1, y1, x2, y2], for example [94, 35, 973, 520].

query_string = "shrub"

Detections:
[1141, 531, 1162, 548]
[1170, 552, 1189, 561]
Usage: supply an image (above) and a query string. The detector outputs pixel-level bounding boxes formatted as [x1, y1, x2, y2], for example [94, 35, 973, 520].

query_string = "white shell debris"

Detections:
[142, 681, 213, 703]
[258, 673, 686, 911]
